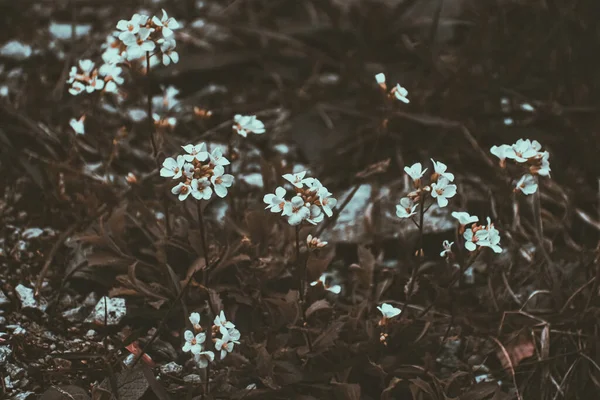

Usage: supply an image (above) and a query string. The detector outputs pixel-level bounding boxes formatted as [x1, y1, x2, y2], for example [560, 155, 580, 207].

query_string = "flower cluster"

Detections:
[452, 212, 502, 254]
[182, 311, 241, 367]
[115, 10, 180, 64]
[396, 159, 457, 220]
[67, 59, 123, 96]
[263, 171, 337, 226]
[490, 139, 550, 195]
[160, 143, 234, 201]
[375, 73, 409, 104]
[233, 114, 265, 137]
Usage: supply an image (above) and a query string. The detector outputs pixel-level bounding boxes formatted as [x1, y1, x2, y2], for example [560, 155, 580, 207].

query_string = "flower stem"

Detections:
[295, 225, 313, 352]
[532, 177, 544, 241]
[145, 51, 158, 162]
[401, 193, 427, 316]
[197, 201, 210, 286]
[204, 361, 210, 397]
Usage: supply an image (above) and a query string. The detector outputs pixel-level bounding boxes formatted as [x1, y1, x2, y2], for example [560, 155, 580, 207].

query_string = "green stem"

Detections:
[197, 201, 210, 286]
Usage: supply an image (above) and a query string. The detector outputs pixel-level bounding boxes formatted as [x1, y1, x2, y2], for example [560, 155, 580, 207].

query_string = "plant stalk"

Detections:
[197, 201, 210, 286]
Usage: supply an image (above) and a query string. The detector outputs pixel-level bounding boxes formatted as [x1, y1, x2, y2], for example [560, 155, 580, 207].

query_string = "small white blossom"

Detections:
[532, 151, 551, 176]
[430, 159, 454, 182]
[181, 143, 208, 162]
[191, 178, 213, 200]
[211, 165, 234, 198]
[375, 72, 386, 86]
[440, 240, 453, 258]
[396, 197, 418, 219]
[317, 187, 337, 217]
[377, 303, 401, 324]
[509, 139, 538, 163]
[307, 204, 324, 225]
[263, 186, 287, 213]
[515, 174, 538, 195]
[116, 14, 144, 38]
[404, 162, 427, 182]
[233, 114, 266, 137]
[310, 272, 341, 294]
[182, 330, 206, 355]
[214, 326, 239, 360]
[189, 312, 202, 332]
[160, 155, 185, 179]
[306, 234, 327, 249]
[430, 177, 457, 207]
[121, 27, 156, 61]
[213, 310, 235, 330]
[209, 147, 230, 166]
[69, 81, 86, 95]
[193, 350, 214, 368]
[171, 182, 192, 201]
[490, 144, 514, 165]
[451, 211, 478, 226]
[69, 115, 85, 135]
[283, 196, 310, 226]
[159, 37, 179, 65]
[152, 9, 180, 37]
[391, 84, 409, 103]
[283, 171, 310, 188]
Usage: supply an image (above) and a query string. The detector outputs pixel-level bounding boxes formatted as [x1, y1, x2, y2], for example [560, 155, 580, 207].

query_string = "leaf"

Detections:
[141, 364, 172, 400]
[306, 247, 336, 282]
[273, 360, 303, 386]
[332, 383, 361, 400]
[305, 299, 332, 318]
[409, 377, 437, 400]
[497, 334, 534, 371]
[40, 385, 90, 400]
[97, 365, 149, 400]
[381, 377, 402, 400]
[458, 382, 499, 400]
[208, 288, 224, 316]
[357, 245, 375, 290]
[86, 250, 131, 268]
[311, 320, 344, 354]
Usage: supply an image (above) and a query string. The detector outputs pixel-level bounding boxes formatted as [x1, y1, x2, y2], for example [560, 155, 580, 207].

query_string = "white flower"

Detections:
[121, 27, 156, 61]
[306, 234, 327, 249]
[430, 177, 457, 207]
[404, 162, 427, 182]
[377, 303, 401, 319]
[263, 186, 287, 213]
[509, 139, 538, 163]
[214, 326, 239, 360]
[396, 197, 418, 219]
[116, 14, 143, 38]
[193, 350, 214, 368]
[451, 211, 478, 226]
[191, 178, 213, 200]
[440, 240, 453, 257]
[213, 310, 235, 330]
[69, 115, 85, 135]
[283, 196, 310, 226]
[160, 156, 185, 179]
[211, 165, 234, 198]
[182, 330, 206, 354]
[171, 182, 192, 201]
[209, 148, 230, 166]
[189, 312, 202, 332]
[85, 76, 104, 93]
[478, 218, 502, 253]
[79, 59, 95, 74]
[233, 114, 266, 137]
[69, 81, 86, 96]
[463, 228, 478, 252]
[152, 9, 180, 37]
[515, 174, 538, 195]
[532, 151, 551, 176]
[99, 63, 124, 84]
[307, 204, 324, 225]
[102, 47, 125, 65]
[392, 84, 409, 103]
[181, 143, 208, 162]
[430, 159, 454, 182]
[317, 187, 336, 217]
[283, 171, 310, 188]
[159, 37, 179, 65]
[490, 144, 515, 164]
[310, 273, 341, 294]
[375, 72, 386, 85]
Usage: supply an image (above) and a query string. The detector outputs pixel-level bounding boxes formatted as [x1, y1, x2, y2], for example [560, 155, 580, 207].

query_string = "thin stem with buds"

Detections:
[146, 51, 158, 160]
[295, 225, 313, 352]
